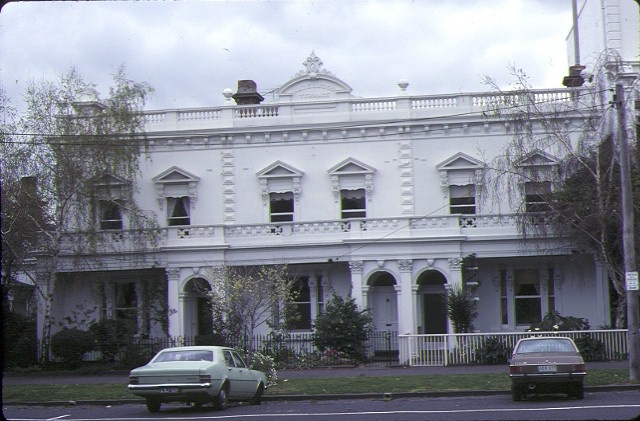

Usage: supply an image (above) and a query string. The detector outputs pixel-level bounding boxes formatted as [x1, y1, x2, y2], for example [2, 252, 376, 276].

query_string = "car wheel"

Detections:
[511, 386, 522, 401]
[573, 384, 584, 399]
[250, 383, 264, 405]
[146, 399, 161, 413]
[213, 385, 228, 410]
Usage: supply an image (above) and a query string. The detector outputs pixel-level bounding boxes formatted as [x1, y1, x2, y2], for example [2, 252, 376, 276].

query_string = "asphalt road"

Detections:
[4, 390, 640, 421]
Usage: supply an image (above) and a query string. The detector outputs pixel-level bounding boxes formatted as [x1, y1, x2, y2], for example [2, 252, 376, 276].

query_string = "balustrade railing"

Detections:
[56, 213, 529, 255]
[142, 88, 589, 131]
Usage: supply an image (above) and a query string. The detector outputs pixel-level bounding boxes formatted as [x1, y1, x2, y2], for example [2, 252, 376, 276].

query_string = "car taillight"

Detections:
[129, 376, 139, 385]
[573, 364, 586, 372]
[199, 374, 211, 383]
[509, 366, 523, 374]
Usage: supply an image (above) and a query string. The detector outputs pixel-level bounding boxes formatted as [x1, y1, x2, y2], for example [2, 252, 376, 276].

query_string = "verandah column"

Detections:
[397, 259, 416, 335]
[349, 261, 365, 309]
[166, 268, 183, 339]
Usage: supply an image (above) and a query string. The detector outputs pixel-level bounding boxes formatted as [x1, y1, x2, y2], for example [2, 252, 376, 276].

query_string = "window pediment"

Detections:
[257, 161, 304, 204]
[436, 153, 485, 198]
[516, 150, 559, 168]
[153, 167, 200, 210]
[328, 158, 376, 202]
[93, 174, 129, 200]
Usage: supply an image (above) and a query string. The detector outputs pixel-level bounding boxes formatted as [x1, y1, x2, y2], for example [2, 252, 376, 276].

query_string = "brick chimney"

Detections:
[232, 80, 264, 105]
[562, 65, 586, 88]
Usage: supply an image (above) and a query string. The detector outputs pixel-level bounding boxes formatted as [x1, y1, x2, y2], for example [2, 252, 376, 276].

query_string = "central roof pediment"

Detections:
[277, 51, 353, 102]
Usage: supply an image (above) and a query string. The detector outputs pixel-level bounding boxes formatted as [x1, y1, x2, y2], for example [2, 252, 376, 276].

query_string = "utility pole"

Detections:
[615, 82, 639, 381]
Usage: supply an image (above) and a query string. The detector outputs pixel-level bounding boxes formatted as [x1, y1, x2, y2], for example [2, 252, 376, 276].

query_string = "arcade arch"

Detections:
[182, 277, 213, 337]
[416, 270, 448, 334]
[366, 271, 398, 332]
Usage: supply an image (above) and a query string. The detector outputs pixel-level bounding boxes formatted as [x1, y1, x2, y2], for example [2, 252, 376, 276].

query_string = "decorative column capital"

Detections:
[349, 261, 363, 274]
[398, 259, 413, 272]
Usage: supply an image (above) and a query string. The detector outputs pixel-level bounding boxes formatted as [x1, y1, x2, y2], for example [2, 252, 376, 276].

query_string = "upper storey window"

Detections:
[436, 153, 485, 215]
[341, 188, 366, 219]
[448, 185, 476, 214]
[517, 150, 559, 213]
[328, 158, 375, 220]
[270, 192, 294, 222]
[257, 161, 304, 223]
[167, 197, 190, 226]
[99, 200, 123, 230]
[153, 167, 200, 227]
[93, 174, 128, 231]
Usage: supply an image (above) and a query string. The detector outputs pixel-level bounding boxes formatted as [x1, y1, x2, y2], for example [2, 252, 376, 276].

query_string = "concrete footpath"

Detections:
[3, 360, 638, 405]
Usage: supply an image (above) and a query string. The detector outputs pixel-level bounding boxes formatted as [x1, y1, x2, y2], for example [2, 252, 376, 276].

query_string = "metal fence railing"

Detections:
[399, 330, 629, 367]
[84, 329, 627, 368]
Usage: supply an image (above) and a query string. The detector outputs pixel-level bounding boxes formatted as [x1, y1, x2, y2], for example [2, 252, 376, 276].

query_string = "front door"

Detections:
[423, 294, 447, 334]
[370, 286, 398, 331]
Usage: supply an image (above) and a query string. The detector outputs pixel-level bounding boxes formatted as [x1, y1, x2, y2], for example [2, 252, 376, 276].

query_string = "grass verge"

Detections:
[2, 369, 636, 403]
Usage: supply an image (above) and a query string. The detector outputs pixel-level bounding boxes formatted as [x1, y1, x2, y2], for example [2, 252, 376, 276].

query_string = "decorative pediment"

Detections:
[436, 153, 486, 198]
[152, 167, 200, 210]
[436, 152, 486, 171]
[328, 158, 376, 202]
[93, 174, 128, 199]
[257, 161, 304, 204]
[516, 150, 559, 167]
[277, 51, 353, 102]
[328, 158, 376, 176]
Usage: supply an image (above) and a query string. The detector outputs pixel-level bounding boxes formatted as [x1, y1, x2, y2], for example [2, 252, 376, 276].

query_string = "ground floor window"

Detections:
[114, 282, 138, 332]
[500, 267, 556, 328]
[289, 277, 311, 330]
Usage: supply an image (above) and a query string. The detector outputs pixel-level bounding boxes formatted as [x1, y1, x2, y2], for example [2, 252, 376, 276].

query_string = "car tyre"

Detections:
[573, 384, 584, 399]
[250, 383, 264, 405]
[146, 399, 161, 413]
[213, 385, 228, 410]
[511, 386, 522, 401]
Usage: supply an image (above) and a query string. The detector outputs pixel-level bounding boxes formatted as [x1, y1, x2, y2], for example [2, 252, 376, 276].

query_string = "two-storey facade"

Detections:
[37, 0, 639, 352]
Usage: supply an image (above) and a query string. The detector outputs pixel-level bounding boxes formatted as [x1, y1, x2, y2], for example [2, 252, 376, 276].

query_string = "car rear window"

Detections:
[153, 350, 214, 362]
[516, 339, 576, 354]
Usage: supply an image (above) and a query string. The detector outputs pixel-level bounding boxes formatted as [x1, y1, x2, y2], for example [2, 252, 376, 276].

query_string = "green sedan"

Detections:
[129, 346, 267, 412]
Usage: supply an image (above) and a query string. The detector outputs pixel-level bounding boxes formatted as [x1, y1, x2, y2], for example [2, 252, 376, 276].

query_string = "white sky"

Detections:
[0, 0, 574, 112]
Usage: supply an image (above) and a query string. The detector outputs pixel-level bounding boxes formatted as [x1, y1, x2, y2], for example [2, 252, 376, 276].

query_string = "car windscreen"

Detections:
[516, 339, 577, 354]
[153, 350, 214, 363]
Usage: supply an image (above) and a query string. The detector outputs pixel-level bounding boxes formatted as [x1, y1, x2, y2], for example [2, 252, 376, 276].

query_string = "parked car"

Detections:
[128, 346, 267, 412]
[508, 336, 586, 401]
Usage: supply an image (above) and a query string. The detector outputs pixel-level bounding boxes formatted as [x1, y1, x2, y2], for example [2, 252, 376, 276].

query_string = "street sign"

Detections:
[626, 272, 639, 291]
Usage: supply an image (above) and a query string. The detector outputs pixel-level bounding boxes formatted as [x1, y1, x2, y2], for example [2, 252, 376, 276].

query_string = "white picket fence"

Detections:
[399, 330, 629, 366]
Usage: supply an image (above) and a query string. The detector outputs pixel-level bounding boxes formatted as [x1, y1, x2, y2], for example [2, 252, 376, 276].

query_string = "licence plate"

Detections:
[161, 387, 178, 393]
[538, 365, 557, 373]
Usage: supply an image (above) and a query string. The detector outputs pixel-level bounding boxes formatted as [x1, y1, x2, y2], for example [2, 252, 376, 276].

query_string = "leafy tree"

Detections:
[202, 264, 296, 350]
[1, 67, 156, 362]
[483, 56, 638, 328]
[312, 293, 372, 363]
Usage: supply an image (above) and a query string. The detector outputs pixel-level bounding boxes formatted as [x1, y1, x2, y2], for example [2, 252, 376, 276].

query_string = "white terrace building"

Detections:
[41, 0, 639, 357]
[50, 55, 610, 343]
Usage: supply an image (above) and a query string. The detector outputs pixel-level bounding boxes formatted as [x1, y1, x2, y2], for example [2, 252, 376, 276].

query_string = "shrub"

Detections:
[50, 328, 95, 367]
[88, 319, 132, 362]
[476, 337, 512, 364]
[574, 335, 607, 361]
[446, 286, 478, 333]
[245, 350, 277, 385]
[312, 293, 372, 364]
[3, 312, 37, 368]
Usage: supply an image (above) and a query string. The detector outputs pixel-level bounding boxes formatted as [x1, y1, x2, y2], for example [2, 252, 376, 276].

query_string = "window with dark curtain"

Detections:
[99, 200, 123, 230]
[341, 188, 366, 218]
[167, 196, 190, 226]
[449, 184, 476, 214]
[270, 192, 294, 222]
